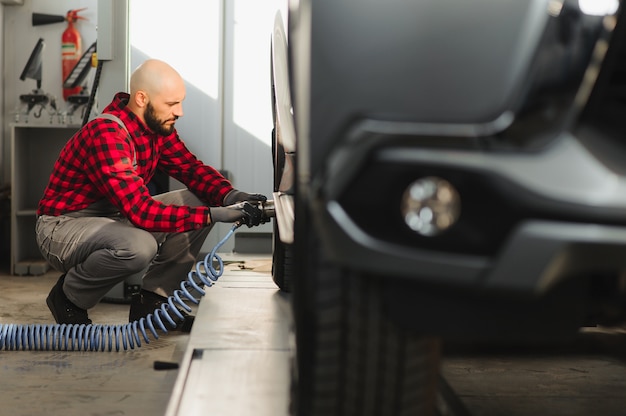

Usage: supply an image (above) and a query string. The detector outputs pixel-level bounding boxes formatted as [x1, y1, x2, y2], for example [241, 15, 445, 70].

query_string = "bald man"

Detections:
[36, 59, 267, 328]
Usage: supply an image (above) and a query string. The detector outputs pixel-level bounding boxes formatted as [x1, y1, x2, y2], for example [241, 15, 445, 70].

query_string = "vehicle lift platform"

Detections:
[164, 254, 292, 416]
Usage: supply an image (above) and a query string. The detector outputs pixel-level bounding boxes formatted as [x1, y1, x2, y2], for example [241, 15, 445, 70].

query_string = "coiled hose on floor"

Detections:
[0, 224, 238, 352]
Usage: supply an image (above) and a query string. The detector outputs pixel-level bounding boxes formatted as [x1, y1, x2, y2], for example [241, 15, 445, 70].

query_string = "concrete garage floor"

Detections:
[2, 255, 626, 416]
[442, 328, 626, 416]
[0, 264, 190, 416]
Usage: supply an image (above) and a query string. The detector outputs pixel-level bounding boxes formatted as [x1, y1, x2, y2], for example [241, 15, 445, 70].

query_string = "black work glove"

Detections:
[209, 202, 264, 227]
[223, 189, 267, 206]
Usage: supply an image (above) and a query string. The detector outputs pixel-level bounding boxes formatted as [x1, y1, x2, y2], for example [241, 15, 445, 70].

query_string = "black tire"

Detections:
[291, 215, 442, 416]
[271, 218, 293, 292]
[270, 103, 293, 292]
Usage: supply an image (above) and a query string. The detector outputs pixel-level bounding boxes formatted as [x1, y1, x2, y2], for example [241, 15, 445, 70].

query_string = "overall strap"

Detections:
[96, 112, 129, 135]
[95, 113, 136, 167]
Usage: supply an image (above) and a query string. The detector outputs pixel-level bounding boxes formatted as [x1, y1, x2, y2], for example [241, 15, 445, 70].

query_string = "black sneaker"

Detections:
[46, 274, 92, 325]
[129, 289, 194, 333]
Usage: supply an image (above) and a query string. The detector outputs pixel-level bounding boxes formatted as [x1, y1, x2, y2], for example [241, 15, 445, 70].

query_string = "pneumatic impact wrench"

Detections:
[227, 199, 276, 228]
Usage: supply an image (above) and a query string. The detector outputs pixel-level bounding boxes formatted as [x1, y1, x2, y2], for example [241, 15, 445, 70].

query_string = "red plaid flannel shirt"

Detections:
[37, 93, 233, 232]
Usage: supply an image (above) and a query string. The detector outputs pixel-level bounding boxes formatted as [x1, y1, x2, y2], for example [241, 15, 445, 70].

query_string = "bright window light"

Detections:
[130, 0, 220, 99]
[579, 0, 619, 16]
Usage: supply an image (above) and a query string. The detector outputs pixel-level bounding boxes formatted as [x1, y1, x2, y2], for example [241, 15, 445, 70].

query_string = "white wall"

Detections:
[130, 0, 285, 251]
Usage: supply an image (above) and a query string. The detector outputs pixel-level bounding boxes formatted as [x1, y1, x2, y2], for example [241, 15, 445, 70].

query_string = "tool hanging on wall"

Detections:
[32, 9, 87, 102]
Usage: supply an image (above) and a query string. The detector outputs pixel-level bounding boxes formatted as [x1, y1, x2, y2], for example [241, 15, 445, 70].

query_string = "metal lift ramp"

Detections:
[165, 256, 291, 416]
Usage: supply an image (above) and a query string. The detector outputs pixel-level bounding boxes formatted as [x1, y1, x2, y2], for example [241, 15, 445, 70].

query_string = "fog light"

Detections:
[401, 177, 460, 236]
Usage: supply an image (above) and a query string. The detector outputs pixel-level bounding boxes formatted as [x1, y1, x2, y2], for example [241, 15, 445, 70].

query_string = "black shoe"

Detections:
[129, 289, 194, 333]
[46, 274, 92, 325]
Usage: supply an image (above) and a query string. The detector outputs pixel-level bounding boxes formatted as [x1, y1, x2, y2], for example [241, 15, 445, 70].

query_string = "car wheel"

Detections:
[291, 209, 442, 415]
[271, 218, 293, 292]
[270, 125, 293, 293]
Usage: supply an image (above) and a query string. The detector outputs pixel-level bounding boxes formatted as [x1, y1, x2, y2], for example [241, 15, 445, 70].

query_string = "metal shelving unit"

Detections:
[10, 123, 79, 275]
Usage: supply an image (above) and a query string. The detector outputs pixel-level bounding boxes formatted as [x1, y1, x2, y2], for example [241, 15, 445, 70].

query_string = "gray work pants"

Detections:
[35, 189, 213, 310]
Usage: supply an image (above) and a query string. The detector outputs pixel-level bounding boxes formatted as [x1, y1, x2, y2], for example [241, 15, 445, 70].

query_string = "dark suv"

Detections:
[270, 1, 626, 415]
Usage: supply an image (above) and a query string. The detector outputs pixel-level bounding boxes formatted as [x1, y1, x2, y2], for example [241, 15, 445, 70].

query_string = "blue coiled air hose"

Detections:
[0, 224, 238, 352]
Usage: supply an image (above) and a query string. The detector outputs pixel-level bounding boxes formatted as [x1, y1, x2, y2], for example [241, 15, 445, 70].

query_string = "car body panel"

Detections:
[275, 2, 626, 413]
[275, 0, 626, 334]
[281, 0, 626, 296]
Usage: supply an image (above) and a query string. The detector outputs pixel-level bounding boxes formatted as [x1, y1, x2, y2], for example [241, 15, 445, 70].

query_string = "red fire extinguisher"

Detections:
[61, 8, 87, 101]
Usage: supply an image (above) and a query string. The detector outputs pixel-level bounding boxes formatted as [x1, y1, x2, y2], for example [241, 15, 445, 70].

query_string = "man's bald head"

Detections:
[130, 59, 184, 97]
[126, 59, 186, 134]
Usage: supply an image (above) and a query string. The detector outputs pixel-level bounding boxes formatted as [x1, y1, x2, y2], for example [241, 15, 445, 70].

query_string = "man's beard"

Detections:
[145, 102, 176, 135]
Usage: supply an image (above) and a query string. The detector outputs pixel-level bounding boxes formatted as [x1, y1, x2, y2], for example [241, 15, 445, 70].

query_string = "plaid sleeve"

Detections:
[156, 133, 234, 206]
[87, 124, 211, 232]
